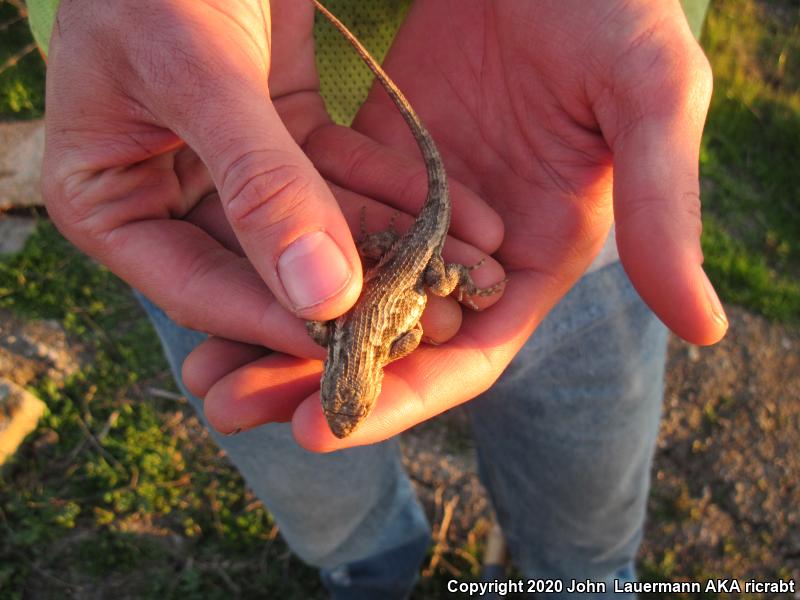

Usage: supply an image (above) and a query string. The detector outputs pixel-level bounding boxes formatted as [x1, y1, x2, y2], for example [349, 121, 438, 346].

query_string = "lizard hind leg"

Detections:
[425, 255, 507, 309]
[424, 255, 471, 297]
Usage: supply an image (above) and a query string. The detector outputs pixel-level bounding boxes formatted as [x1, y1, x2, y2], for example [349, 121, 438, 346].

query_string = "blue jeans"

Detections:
[138, 261, 667, 599]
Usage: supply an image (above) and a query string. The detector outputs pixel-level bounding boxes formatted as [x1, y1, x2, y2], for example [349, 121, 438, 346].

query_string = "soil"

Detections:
[402, 304, 800, 587]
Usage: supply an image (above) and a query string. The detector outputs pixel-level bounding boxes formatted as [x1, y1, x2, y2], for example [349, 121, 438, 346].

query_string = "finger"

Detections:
[419, 294, 462, 344]
[43, 144, 321, 356]
[106, 219, 323, 357]
[202, 263, 567, 450]
[594, 30, 727, 346]
[182, 181, 508, 311]
[182, 337, 270, 398]
[167, 87, 362, 323]
[204, 353, 323, 434]
[189, 292, 461, 428]
[196, 288, 466, 438]
[305, 124, 505, 255]
[292, 271, 548, 451]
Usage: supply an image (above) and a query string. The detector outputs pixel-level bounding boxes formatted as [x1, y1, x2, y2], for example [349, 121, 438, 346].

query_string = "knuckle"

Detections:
[661, 41, 713, 117]
[618, 190, 702, 236]
[162, 255, 223, 330]
[608, 26, 714, 138]
[40, 157, 106, 246]
[222, 151, 312, 232]
[335, 132, 379, 184]
[681, 190, 703, 234]
[688, 47, 714, 108]
[611, 22, 671, 83]
[40, 164, 63, 215]
[613, 18, 711, 106]
[164, 306, 195, 331]
[175, 245, 230, 301]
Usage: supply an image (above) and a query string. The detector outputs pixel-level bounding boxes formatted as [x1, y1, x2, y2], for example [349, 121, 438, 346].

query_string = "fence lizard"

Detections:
[308, 0, 505, 438]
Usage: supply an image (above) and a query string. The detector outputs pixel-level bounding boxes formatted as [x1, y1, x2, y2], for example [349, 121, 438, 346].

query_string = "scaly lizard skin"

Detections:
[308, 0, 505, 438]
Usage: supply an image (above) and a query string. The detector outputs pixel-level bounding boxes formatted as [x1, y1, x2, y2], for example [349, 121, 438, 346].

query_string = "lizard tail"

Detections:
[312, 0, 450, 237]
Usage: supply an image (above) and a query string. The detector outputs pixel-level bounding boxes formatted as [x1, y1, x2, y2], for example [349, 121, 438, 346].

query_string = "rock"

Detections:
[0, 309, 80, 386]
[0, 377, 46, 465]
[0, 216, 37, 254]
[0, 119, 45, 210]
[0, 310, 80, 464]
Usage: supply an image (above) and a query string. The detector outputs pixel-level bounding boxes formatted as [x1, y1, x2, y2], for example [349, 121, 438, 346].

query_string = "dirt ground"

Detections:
[402, 304, 800, 589]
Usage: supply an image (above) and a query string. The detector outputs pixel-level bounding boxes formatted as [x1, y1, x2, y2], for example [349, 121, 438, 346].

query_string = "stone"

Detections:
[0, 310, 80, 463]
[0, 377, 46, 465]
[0, 309, 80, 386]
[0, 216, 37, 254]
[0, 119, 45, 210]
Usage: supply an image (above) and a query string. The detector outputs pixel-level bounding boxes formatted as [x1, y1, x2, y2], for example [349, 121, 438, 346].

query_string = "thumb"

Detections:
[181, 94, 362, 321]
[597, 27, 728, 346]
[144, 3, 362, 321]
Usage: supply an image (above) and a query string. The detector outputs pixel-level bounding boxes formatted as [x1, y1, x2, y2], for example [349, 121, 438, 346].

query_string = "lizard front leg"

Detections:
[306, 320, 332, 347]
[358, 207, 400, 263]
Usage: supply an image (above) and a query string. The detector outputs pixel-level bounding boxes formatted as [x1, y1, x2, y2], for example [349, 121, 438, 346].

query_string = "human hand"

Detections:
[347, 0, 728, 344]
[184, 0, 728, 451]
[42, 0, 366, 358]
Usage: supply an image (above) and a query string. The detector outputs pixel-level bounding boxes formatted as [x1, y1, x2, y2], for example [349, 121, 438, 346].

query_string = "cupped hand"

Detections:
[43, 0, 365, 357]
[184, 0, 729, 451]
[347, 0, 728, 344]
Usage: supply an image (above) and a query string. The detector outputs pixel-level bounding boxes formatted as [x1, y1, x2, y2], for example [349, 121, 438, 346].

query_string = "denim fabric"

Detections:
[137, 261, 667, 599]
[466, 263, 668, 598]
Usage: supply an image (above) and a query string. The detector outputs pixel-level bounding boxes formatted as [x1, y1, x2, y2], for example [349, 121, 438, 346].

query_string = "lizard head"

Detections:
[319, 358, 384, 439]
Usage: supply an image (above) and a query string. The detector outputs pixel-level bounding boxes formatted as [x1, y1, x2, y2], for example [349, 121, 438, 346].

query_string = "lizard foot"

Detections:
[425, 255, 507, 309]
[357, 206, 400, 263]
[456, 277, 510, 310]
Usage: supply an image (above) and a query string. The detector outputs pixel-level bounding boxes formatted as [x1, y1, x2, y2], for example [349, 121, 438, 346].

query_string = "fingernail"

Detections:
[278, 231, 351, 310]
[701, 270, 728, 328]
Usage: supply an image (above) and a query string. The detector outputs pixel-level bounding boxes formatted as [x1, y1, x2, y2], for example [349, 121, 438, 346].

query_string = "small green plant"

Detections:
[0, 3, 45, 119]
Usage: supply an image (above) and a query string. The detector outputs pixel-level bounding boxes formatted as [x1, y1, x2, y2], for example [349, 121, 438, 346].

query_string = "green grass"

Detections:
[700, 0, 800, 322]
[0, 223, 323, 598]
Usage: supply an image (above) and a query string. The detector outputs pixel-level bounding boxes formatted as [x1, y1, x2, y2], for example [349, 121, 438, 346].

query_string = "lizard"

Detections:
[307, 0, 506, 438]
